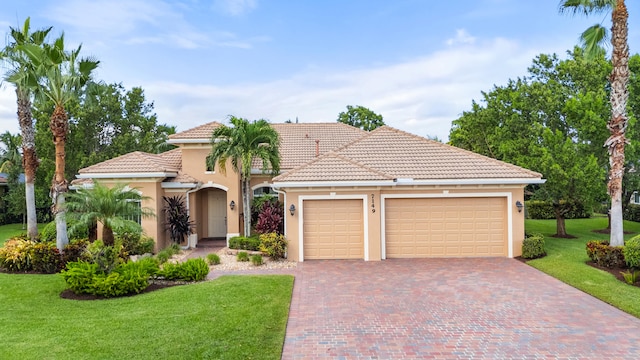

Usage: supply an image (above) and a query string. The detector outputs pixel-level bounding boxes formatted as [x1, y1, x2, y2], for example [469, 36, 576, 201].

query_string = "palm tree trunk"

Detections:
[607, 0, 629, 247]
[102, 225, 115, 246]
[242, 178, 251, 236]
[16, 91, 39, 240]
[51, 105, 69, 249]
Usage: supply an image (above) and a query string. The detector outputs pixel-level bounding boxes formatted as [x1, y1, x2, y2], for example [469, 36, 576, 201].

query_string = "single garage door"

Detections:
[385, 197, 506, 258]
[303, 199, 364, 260]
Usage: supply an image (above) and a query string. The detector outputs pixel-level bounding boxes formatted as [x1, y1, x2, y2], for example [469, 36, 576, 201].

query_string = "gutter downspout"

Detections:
[182, 182, 202, 250]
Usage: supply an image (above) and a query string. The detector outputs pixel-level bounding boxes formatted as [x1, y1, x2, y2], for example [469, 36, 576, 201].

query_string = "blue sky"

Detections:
[1, 0, 639, 141]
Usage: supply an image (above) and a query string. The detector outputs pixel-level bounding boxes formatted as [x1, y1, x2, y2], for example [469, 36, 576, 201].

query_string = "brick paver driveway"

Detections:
[282, 258, 640, 359]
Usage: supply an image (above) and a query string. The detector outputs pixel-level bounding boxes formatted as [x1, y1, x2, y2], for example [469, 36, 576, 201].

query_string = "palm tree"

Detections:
[0, 132, 22, 173]
[0, 18, 52, 240]
[65, 182, 154, 246]
[207, 117, 280, 237]
[561, 0, 629, 246]
[20, 34, 99, 250]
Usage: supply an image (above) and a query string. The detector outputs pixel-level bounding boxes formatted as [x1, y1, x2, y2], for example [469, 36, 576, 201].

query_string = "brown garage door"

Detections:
[303, 199, 364, 260]
[385, 197, 506, 258]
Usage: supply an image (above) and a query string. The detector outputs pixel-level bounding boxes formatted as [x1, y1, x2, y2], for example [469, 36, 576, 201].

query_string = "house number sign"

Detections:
[371, 194, 375, 213]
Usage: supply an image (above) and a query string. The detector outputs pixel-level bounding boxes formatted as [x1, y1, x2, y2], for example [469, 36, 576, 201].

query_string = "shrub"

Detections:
[623, 235, 640, 269]
[40, 221, 57, 243]
[525, 200, 591, 220]
[29, 242, 63, 274]
[156, 244, 181, 264]
[586, 240, 625, 268]
[237, 251, 250, 262]
[259, 232, 287, 260]
[521, 233, 545, 259]
[0, 239, 34, 272]
[117, 232, 156, 255]
[251, 254, 263, 266]
[624, 204, 640, 222]
[162, 195, 194, 244]
[62, 239, 90, 264]
[228, 236, 261, 251]
[251, 195, 277, 224]
[621, 269, 640, 285]
[158, 258, 209, 281]
[125, 256, 160, 277]
[207, 253, 221, 265]
[62, 261, 100, 294]
[41, 218, 89, 242]
[62, 259, 156, 298]
[85, 240, 126, 274]
[255, 200, 284, 235]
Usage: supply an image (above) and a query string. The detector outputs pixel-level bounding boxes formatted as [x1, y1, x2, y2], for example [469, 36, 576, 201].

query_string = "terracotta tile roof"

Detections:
[168, 121, 222, 140]
[78, 150, 180, 174]
[274, 126, 542, 182]
[165, 172, 198, 183]
[70, 178, 93, 186]
[273, 153, 394, 182]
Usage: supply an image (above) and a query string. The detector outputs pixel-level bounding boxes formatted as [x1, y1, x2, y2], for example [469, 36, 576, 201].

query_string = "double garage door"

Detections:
[302, 197, 506, 260]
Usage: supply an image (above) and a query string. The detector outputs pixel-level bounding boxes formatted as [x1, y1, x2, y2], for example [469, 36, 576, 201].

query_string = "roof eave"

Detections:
[76, 172, 178, 179]
[161, 182, 199, 189]
[167, 138, 210, 144]
[273, 178, 545, 188]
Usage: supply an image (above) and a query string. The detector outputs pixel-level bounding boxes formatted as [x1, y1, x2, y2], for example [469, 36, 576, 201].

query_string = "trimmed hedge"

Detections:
[229, 236, 261, 251]
[521, 234, 546, 259]
[586, 240, 625, 268]
[624, 204, 640, 222]
[623, 236, 640, 268]
[525, 200, 591, 220]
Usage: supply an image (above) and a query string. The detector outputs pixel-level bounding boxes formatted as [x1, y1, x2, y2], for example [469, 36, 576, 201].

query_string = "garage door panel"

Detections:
[303, 199, 364, 260]
[385, 197, 506, 258]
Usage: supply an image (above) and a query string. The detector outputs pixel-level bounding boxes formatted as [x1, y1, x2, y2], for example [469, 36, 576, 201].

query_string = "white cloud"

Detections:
[213, 0, 258, 16]
[140, 36, 538, 141]
[446, 29, 476, 46]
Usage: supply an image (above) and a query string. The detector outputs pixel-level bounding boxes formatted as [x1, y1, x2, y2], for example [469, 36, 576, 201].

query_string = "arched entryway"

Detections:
[193, 185, 229, 241]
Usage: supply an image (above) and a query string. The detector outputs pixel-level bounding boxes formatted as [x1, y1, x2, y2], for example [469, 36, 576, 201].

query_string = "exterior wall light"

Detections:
[516, 200, 523, 213]
[289, 204, 296, 216]
[229, 200, 235, 210]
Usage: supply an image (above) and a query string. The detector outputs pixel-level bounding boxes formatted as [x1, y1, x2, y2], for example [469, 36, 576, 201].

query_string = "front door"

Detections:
[208, 190, 227, 238]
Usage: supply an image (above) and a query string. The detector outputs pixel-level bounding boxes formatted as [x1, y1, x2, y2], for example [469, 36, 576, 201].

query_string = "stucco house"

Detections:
[74, 121, 543, 261]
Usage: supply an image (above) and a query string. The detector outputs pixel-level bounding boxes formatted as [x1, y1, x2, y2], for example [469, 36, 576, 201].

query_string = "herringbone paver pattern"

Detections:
[282, 258, 640, 359]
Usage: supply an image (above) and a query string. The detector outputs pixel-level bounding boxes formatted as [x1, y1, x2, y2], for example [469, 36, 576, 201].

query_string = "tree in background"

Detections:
[0, 18, 51, 239]
[0, 132, 24, 225]
[207, 117, 281, 237]
[65, 182, 153, 246]
[450, 50, 615, 237]
[561, 0, 630, 246]
[337, 105, 385, 131]
[21, 34, 99, 250]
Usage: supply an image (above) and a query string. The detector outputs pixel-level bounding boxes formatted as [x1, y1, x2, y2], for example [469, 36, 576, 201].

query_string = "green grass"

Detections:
[0, 273, 294, 359]
[0, 223, 46, 246]
[526, 217, 640, 317]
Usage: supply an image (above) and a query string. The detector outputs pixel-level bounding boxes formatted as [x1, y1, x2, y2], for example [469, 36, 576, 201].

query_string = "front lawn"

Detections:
[0, 223, 30, 246]
[526, 217, 640, 318]
[0, 273, 294, 359]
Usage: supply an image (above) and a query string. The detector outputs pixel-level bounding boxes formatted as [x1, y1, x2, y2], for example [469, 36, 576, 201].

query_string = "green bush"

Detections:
[85, 240, 126, 274]
[0, 239, 34, 272]
[237, 251, 249, 262]
[207, 253, 221, 265]
[62, 239, 90, 264]
[228, 236, 261, 251]
[158, 258, 209, 281]
[623, 235, 640, 268]
[586, 240, 626, 268]
[625, 204, 640, 222]
[29, 242, 63, 274]
[251, 254, 263, 266]
[41, 218, 89, 242]
[62, 259, 155, 298]
[525, 200, 591, 220]
[40, 221, 57, 243]
[117, 232, 156, 255]
[156, 245, 181, 264]
[259, 233, 287, 260]
[521, 234, 546, 259]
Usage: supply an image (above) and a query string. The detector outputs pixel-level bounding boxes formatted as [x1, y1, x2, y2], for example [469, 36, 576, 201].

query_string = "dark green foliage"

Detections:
[623, 235, 640, 268]
[117, 232, 155, 255]
[521, 234, 546, 259]
[255, 199, 284, 235]
[337, 105, 385, 131]
[62, 261, 99, 294]
[40, 218, 89, 242]
[586, 240, 626, 268]
[206, 253, 221, 265]
[39, 221, 57, 242]
[84, 240, 125, 274]
[525, 200, 591, 220]
[156, 244, 181, 264]
[259, 232, 287, 260]
[624, 204, 640, 222]
[251, 254, 263, 266]
[62, 259, 152, 298]
[29, 242, 62, 273]
[228, 236, 261, 251]
[251, 195, 277, 224]
[162, 195, 193, 244]
[61, 239, 89, 264]
[158, 258, 209, 281]
[236, 251, 249, 262]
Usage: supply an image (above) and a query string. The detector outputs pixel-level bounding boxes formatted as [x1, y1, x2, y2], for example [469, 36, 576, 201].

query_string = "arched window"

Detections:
[253, 186, 276, 198]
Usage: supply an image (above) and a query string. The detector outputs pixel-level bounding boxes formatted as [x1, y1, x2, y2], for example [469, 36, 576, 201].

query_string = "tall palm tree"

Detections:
[207, 117, 280, 237]
[65, 182, 154, 246]
[561, 0, 629, 246]
[20, 34, 99, 250]
[0, 18, 52, 240]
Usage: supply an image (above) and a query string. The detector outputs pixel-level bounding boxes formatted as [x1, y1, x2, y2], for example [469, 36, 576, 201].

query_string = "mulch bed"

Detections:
[586, 261, 640, 288]
[591, 229, 634, 235]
